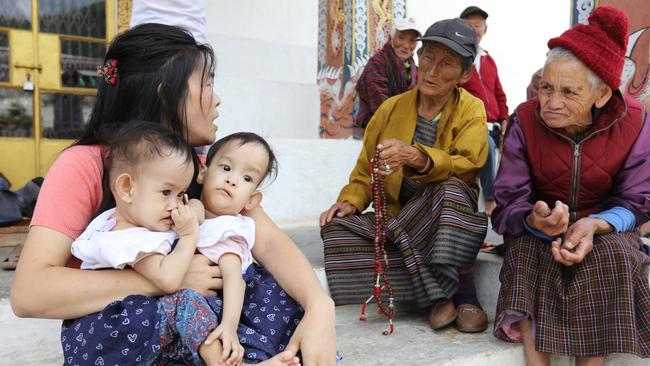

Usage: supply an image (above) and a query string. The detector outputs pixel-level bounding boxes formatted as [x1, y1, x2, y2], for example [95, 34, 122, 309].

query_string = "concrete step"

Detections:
[0, 300, 63, 365]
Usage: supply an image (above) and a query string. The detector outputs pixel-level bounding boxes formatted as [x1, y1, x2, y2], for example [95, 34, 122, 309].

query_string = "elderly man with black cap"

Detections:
[320, 18, 489, 333]
[459, 6, 508, 216]
[354, 18, 421, 129]
[493, 6, 650, 364]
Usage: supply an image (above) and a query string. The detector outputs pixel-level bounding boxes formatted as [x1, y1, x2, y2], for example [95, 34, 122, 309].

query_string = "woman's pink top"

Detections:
[30, 145, 105, 267]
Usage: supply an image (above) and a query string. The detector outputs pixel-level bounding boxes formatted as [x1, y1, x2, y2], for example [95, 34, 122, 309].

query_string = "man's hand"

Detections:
[376, 139, 429, 176]
[320, 202, 357, 227]
[500, 119, 508, 137]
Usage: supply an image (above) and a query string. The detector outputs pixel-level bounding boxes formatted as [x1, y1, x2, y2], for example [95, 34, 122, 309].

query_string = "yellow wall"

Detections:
[0, 139, 36, 189]
[7, 31, 34, 89]
[38, 33, 60, 90]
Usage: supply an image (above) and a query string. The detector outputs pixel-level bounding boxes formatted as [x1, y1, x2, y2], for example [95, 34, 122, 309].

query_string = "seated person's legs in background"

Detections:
[479, 134, 497, 215]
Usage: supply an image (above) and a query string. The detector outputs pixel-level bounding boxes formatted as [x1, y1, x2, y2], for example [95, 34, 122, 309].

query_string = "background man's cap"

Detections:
[393, 17, 422, 37]
[417, 18, 477, 59]
[460, 6, 489, 19]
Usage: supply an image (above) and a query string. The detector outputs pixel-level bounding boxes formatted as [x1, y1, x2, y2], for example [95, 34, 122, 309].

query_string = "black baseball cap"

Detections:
[460, 6, 488, 19]
[417, 18, 478, 59]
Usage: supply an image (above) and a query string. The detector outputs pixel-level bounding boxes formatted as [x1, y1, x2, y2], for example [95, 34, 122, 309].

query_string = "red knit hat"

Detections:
[547, 6, 628, 90]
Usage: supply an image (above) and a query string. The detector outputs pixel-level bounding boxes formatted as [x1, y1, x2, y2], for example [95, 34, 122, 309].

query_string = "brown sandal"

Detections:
[0, 243, 22, 270]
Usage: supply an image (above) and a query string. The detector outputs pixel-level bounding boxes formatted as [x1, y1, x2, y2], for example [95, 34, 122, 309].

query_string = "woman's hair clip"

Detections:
[97, 59, 119, 85]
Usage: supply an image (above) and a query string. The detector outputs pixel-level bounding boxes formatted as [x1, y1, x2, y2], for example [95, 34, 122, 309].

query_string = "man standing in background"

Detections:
[459, 6, 508, 216]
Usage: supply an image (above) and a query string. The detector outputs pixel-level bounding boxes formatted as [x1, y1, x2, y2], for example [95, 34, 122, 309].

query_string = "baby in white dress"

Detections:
[72, 121, 199, 288]
[194, 132, 284, 365]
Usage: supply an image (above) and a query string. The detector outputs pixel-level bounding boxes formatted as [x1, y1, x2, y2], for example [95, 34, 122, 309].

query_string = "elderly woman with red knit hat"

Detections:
[492, 6, 650, 365]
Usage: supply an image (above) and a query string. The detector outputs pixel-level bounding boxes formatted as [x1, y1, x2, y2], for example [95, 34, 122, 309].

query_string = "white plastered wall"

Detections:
[204, 0, 320, 139]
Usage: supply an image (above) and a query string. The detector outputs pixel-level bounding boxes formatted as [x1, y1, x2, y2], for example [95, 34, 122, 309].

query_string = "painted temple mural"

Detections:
[573, 0, 650, 110]
[318, 0, 406, 139]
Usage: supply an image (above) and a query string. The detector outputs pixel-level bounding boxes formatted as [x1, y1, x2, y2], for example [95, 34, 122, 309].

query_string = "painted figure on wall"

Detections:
[318, 0, 407, 139]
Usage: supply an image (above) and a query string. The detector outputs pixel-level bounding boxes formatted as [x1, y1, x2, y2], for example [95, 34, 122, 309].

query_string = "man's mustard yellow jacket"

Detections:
[338, 87, 488, 217]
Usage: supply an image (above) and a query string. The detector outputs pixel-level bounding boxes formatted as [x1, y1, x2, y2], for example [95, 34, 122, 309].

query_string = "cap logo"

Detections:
[455, 31, 466, 38]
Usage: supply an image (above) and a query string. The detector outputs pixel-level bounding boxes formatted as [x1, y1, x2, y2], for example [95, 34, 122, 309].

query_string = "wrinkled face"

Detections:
[417, 43, 471, 100]
[201, 141, 269, 217]
[185, 64, 221, 147]
[124, 152, 194, 232]
[392, 29, 419, 60]
[539, 59, 607, 134]
[463, 14, 486, 44]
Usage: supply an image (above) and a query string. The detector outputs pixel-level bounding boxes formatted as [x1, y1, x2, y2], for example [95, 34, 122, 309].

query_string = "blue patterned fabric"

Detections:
[61, 264, 304, 365]
[236, 264, 304, 363]
[156, 289, 219, 365]
[61, 295, 161, 365]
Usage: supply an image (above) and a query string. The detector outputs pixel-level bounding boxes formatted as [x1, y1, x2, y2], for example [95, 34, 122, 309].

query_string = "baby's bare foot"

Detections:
[198, 341, 223, 366]
[247, 351, 300, 366]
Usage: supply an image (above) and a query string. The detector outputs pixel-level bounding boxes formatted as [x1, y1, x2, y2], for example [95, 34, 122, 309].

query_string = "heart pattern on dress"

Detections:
[61, 267, 304, 364]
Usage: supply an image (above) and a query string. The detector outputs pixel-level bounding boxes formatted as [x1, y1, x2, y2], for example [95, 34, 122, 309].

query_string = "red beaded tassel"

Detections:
[358, 150, 395, 335]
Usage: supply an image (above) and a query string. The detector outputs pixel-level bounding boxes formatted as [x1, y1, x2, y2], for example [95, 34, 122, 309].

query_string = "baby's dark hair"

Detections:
[108, 120, 194, 179]
[206, 132, 278, 187]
